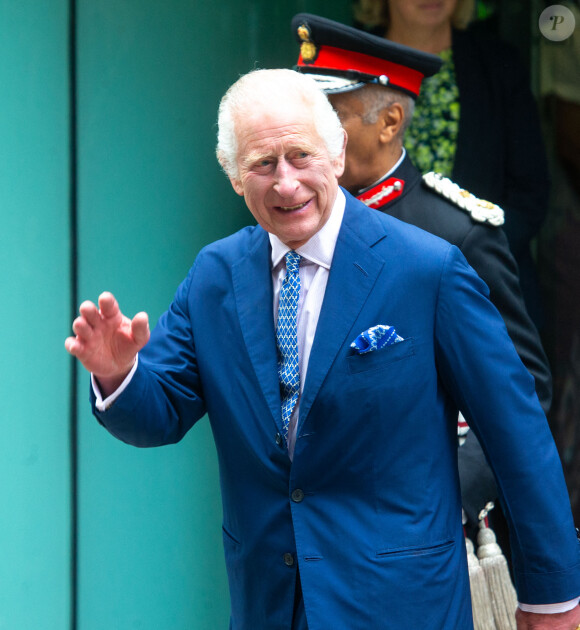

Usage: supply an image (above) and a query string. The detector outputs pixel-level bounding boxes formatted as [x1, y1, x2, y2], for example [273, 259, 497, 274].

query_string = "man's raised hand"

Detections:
[65, 292, 150, 394]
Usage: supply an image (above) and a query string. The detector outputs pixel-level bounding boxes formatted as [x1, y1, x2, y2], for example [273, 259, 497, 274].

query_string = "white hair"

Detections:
[356, 84, 415, 138]
[216, 68, 345, 180]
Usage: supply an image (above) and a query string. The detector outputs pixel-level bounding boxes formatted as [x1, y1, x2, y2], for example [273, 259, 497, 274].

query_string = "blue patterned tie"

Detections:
[276, 251, 301, 442]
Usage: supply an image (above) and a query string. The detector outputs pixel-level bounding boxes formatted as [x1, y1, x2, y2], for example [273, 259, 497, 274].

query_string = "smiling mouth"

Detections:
[277, 201, 309, 212]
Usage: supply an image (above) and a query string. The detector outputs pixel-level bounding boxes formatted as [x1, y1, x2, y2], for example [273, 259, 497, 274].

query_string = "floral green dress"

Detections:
[404, 48, 460, 178]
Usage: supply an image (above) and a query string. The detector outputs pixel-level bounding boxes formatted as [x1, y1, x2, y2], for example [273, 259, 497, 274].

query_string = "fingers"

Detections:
[65, 296, 112, 359]
[74, 293, 119, 335]
[98, 292, 119, 319]
[72, 314, 95, 339]
[66, 292, 150, 365]
[65, 311, 94, 360]
[78, 300, 101, 327]
[131, 312, 150, 349]
[64, 335, 82, 356]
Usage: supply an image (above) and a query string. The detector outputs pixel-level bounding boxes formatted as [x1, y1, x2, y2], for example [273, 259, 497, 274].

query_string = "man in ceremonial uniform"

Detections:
[291, 12, 553, 539]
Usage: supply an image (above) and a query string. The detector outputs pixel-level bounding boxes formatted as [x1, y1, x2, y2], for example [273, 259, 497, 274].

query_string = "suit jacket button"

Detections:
[291, 489, 305, 503]
[275, 432, 283, 447]
[283, 552, 295, 567]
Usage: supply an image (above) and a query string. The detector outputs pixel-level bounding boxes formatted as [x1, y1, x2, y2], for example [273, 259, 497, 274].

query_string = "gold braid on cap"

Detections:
[297, 24, 318, 64]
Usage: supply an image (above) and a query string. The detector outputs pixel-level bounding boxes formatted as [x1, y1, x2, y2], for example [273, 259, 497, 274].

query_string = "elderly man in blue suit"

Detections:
[66, 66, 580, 629]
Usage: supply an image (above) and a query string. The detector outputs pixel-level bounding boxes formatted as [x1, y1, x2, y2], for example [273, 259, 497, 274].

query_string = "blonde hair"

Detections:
[354, 0, 475, 31]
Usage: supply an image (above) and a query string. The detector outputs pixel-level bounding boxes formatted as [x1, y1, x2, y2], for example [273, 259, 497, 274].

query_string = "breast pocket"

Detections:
[346, 337, 415, 374]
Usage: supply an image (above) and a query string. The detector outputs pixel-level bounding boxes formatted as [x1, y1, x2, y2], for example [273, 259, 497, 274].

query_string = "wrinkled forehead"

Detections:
[234, 101, 326, 160]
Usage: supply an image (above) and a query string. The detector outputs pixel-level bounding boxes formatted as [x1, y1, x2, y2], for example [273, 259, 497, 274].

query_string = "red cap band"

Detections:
[297, 45, 424, 96]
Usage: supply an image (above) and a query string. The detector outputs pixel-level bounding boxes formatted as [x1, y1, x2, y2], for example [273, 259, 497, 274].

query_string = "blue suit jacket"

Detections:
[94, 191, 580, 630]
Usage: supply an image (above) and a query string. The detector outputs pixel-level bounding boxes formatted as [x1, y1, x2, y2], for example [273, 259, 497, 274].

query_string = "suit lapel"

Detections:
[231, 197, 389, 438]
[298, 194, 388, 428]
[232, 229, 283, 431]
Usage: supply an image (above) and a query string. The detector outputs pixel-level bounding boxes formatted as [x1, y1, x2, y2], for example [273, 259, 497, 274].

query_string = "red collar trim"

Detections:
[356, 177, 405, 209]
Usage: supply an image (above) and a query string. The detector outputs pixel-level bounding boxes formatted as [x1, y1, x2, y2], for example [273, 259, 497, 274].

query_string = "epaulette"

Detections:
[422, 172, 505, 227]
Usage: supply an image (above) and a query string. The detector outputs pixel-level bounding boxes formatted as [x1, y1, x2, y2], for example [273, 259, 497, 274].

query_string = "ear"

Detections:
[230, 177, 244, 197]
[379, 102, 405, 145]
[332, 128, 348, 179]
[218, 149, 245, 196]
[229, 177, 245, 197]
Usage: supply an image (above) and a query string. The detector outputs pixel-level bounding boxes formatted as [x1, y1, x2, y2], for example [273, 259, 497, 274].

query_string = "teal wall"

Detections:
[1, 1, 350, 628]
[0, 1, 71, 629]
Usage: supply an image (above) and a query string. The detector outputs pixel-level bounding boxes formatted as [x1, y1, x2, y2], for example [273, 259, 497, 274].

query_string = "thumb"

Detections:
[131, 312, 150, 349]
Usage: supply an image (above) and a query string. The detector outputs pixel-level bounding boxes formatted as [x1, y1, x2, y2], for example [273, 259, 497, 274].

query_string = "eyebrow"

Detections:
[241, 142, 320, 169]
[241, 151, 272, 168]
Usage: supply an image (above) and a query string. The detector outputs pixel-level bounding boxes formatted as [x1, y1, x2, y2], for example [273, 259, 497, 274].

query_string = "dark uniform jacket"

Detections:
[357, 154, 552, 526]
[356, 23, 550, 322]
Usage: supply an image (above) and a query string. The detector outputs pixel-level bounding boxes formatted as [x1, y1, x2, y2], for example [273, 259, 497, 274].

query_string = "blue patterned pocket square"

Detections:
[350, 325, 404, 354]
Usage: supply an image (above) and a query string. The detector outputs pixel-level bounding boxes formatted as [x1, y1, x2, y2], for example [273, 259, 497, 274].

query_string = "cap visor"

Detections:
[306, 73, 366, 94]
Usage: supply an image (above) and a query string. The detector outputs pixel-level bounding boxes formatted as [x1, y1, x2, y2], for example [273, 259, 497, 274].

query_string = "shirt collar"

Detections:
[269, 188, 346, 270]
[357, 148, 406, 196]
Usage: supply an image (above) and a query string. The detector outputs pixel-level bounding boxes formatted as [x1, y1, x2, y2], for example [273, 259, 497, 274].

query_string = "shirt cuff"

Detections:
[518, 597, 580, 613]
[92, 356, 139, 411]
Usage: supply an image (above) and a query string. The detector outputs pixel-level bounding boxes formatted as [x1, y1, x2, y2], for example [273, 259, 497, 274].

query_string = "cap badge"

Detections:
[297, 23, 318, 64]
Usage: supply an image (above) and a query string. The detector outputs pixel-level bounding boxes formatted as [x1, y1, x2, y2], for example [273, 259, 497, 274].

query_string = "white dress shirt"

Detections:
[269, 188, 345, 459]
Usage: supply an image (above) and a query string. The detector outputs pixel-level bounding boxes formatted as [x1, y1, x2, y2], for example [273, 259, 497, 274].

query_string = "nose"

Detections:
[273, 158, 299, 197]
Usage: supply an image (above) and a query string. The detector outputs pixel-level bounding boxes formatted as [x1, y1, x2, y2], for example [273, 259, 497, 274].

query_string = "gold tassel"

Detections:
[476, 503, 517, 630]
[466, 536, 497, 630]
